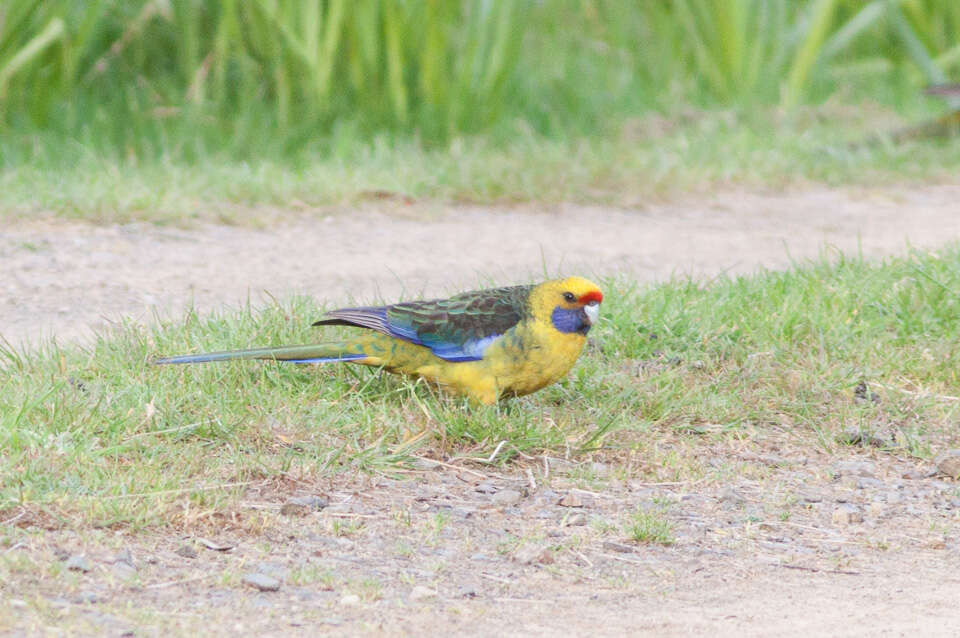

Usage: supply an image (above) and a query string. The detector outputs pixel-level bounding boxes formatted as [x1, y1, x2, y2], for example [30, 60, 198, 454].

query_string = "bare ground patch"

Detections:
[3, 448, 960, 636]
[3, 184, 960, 346]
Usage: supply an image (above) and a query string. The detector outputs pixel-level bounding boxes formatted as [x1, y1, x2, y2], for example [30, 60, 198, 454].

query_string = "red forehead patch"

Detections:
[578, 290, 603, 304]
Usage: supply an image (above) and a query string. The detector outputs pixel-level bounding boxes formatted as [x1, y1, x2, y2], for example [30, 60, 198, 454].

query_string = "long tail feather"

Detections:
[151, 343, 366, 365]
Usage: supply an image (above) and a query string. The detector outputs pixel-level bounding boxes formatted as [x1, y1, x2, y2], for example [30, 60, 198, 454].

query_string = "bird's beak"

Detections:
[583, 300, 600, 325]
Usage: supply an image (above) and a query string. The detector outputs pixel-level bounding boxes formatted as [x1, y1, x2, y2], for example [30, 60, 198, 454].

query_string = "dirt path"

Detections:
[6, 455, 960, 637]
[3, 184, 960, 345]
[4, 184, 960, 636]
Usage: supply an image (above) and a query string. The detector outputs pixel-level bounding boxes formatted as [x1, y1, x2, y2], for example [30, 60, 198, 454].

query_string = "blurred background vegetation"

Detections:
[1, 0, 959, 211]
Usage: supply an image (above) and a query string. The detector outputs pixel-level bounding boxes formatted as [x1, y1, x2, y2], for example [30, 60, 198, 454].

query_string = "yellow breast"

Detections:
[494, 321, 587, 396]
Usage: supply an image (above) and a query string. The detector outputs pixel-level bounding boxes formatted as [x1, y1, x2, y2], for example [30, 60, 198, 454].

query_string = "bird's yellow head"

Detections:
[529, 276, 604, 336]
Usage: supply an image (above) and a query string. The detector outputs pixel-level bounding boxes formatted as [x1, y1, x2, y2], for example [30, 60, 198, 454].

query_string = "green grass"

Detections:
[1, 0, 959, 167]
[4, 104, 960, 224]
[3, 245, 960, 530]
[625, 507, 675, 546]
[3, 1, 960, 225]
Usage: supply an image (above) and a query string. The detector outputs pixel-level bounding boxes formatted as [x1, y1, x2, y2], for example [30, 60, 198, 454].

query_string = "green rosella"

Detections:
[153, 277, 603, 404]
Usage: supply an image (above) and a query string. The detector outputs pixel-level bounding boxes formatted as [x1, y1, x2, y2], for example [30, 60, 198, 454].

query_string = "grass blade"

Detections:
[0, 17, 64, 99]
[783, 0, 838, 106]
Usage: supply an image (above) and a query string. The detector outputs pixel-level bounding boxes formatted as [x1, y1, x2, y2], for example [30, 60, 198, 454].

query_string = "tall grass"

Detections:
[0, 0, 958, 164]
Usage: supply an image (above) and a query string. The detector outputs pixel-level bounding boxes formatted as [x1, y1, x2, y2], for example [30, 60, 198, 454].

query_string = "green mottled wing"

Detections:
[312, 285, 533, 361]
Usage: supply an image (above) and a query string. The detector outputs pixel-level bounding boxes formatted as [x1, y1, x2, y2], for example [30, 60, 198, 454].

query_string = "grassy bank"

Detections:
[2, 246, 959, 529]
[2, 2, 960, 173]
[3, 1, 960, 222]
[4, 105, 960, 224]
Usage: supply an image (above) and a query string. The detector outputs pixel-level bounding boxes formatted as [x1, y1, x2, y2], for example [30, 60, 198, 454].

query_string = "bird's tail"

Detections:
[151, 342, 367, 365]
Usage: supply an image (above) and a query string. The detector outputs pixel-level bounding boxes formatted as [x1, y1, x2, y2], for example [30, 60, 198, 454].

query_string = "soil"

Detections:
[3, 184, 960, 636]
[4, 184, 960, 346]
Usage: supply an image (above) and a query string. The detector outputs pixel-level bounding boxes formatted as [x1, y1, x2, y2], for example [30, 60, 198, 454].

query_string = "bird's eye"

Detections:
[563, 292, 576, 303]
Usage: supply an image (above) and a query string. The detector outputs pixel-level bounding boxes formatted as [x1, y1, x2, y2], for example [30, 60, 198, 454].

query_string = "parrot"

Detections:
[152, 276, 603, 404]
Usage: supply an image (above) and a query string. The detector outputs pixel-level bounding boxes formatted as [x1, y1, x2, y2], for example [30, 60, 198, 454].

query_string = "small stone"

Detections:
[936, 450, 960, 478]
[457, 584, 479, 598]
[414, 486, 440, 501]
[175, 544, 198, 559]
[832, 504, 864, 525]
[409, 585, 438, 601]
[281, 495, 329, 516]
[243, 573, 281, 592]
[339, 594, 361, 606]
[837, 428, 887, 447]
[903, 468, 937, 480]
[853, 382, 880, 404]
[562, 513, 587, 526]
[799, 490, 823, 503]
[492, 490, 523, 506]
[255, 562, 288, 582]
[450, 506, 477, 519]
[833, 461, 876, 479]
[474, 481, 498, 494]
[65, 555, 91, 572]
[197, 538, 235, 552]
[869, 502, 885, 516]
[513, 544, 554, 565]
[857, 477, 885, 489]
[602, 541, 635, 554]
[558, 493, 584, 508]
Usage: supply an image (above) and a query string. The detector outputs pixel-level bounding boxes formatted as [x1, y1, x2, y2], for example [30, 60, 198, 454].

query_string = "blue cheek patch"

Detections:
[551, 306, 584, 333]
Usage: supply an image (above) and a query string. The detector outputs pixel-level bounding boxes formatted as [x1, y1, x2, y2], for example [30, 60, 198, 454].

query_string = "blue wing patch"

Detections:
[422, 334, 499, 362]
